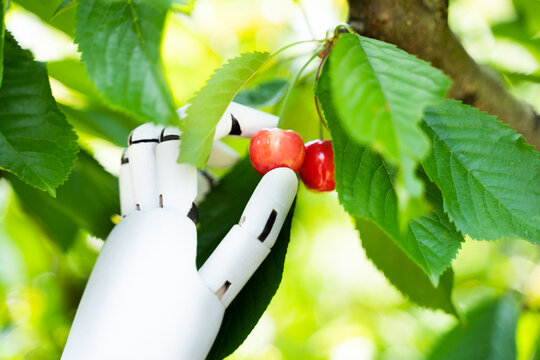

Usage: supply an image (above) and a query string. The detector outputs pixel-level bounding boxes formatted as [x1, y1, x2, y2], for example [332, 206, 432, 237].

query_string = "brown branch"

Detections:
[347, 0, 540, 148]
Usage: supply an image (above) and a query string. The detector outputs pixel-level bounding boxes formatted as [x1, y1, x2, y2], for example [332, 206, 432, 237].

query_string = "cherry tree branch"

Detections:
[347, 0, 540, 148]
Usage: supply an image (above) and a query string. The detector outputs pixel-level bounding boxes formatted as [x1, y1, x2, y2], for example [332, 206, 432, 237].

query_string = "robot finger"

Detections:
[177, 102, 278, 141]
[126, 123, 162, 211]
[156, 127, 198, 218]
[119, 150, 136, 217]
[213, 102, 278, 140]
[198, 167, 298, 307]
[207, 141, 239, 168]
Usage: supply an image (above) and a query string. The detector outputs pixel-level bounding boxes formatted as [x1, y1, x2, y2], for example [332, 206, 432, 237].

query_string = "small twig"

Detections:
[278, 51, 321, 127]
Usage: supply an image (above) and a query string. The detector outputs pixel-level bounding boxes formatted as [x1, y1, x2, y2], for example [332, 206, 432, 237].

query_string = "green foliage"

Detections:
[196, 157, 295, 359]
[179, 51, 270, 167]
[14, 0, 77, 36]
[234, 78, 288, 108]
[491, 0, 540, 62]
[356, 218, 457, 315]
[59, 104, 138, 147]
[3, 1, 539, 358]
[427, 294, 520, 360]
[317, 59, 462, 289]
[76, 0, 177, 124]
[0, 34, 78, 196]
[327, 33, 451, 215]
[52, 0, 78, 19]
[0, 0, 5, 87]
[6, 150, 119, 249]
[47, 58, 102, 102]
[47, 58, 142, 146]
[511, 0, 540, 35]
[172, 0, 194, 13]
[422, 100, 540, 244]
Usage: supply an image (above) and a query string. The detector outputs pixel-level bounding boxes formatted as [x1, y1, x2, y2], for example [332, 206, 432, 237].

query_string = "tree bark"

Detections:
[347, 0, 540, 148]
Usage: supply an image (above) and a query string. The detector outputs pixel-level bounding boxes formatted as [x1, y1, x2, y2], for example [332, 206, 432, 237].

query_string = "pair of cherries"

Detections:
[249, 128, 335, 192]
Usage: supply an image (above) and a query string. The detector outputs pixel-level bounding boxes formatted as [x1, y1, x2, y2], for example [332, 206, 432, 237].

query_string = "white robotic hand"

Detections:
[61, 102, 298, 360]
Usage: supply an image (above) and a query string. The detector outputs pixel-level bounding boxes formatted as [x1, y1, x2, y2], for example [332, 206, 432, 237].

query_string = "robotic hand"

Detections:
[61, 102, 298, 360]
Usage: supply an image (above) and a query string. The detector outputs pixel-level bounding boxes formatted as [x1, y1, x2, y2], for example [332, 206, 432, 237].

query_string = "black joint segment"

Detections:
[121, 152, 129, 164]
[200, 170, 218, 188]
[130, 138, 159, 145]
[128, 133, 133, 145]
[229, 114, 242, 135]
[159, 128, 180, 142]
[187, 202, 199, 224]
[159, 194, 163, 208]
[258, 209, 278, 242]
[136, 204, 141, 211]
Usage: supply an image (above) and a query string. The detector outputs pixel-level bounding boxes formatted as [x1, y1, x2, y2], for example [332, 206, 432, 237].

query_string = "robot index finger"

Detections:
[198, 167, 298, 307]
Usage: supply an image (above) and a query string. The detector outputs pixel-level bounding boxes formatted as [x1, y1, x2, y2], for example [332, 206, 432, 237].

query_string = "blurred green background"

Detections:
[1, 0, 540, 359]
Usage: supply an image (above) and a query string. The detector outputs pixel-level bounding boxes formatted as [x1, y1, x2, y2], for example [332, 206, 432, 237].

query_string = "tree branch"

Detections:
[347, 0, 540, 148]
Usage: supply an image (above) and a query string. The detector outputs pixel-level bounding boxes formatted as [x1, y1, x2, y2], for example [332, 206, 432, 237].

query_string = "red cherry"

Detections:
[300, 140, 335, 192]
[249, 128, 305, 175]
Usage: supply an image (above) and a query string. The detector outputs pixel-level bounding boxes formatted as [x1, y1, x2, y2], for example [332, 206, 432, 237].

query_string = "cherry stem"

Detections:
[313, 39, 334, 133]
[278, 50, 322, 127]
[334, 23, 355, 36]
[270, 39, 326, 58]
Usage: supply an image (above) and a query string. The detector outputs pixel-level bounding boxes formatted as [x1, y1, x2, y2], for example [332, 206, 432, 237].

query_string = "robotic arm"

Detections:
[61, 102, 298, 360]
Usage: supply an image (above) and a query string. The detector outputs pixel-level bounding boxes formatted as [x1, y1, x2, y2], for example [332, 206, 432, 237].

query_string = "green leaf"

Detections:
[356, 218, 457, 315]
[59, 104, 139, 147]
[0, 34, 78, 196]
[234, 78, 288, 108]
[47, 58, 102, 101]
[427, 294, 520, 360]
[0, 0, 5, 87]
[47, 59, 142, 146]
[14, 0, 77, 36]
[52, 0, 77, 19]
[491, 21, 540, 62]
[171, 0, 194, 13]
[500, 70, 540, 84]
[6, 150, 119, 249]
[179, 51, 270, 167]
[512, 0, 540, 35]
[422, 100, 540, 244]
[316, 59, 462, 288]
[196, 157, 295, 359]
[328, 33, 451, 217]
[76, 0, 177, 124]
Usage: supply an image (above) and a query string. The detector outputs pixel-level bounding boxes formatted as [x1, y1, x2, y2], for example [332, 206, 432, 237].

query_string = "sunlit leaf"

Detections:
[14, 0, 77, 36]
[0, 34, 78, 196]
[47, 58, 102, 101]
[234, 78, 288, 108]
[428, 294, 520, 360]
[59, 104, 139, 147]
[328, 33, 451, 217]
[316, 59, 460, 309]
[179, 51, 270, 167]
[76, 0, 177, 124]
[356, 218, 457, 315]
[0, 0, 5, 87]
[6, 150, 119, 249]
[422, 100, 540, 244]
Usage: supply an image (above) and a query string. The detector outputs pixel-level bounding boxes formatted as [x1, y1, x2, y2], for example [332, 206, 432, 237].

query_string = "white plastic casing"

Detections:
[177, 102, 279, 141]
[61, 210, 224, 360]
[155, 128, 197, 215]
[199, 168, 297, 307]
[214, 102, 278, 139]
